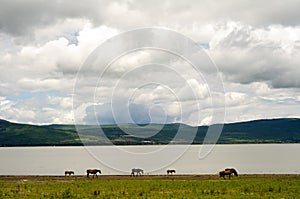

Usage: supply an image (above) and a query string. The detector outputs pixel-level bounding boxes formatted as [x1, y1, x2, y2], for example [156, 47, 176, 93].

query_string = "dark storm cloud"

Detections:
[1, 0, 300, 37]
[0, 0, 104, 36]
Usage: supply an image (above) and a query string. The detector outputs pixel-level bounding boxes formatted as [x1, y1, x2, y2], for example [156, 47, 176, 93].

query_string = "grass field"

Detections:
[0, 175, 299, 198]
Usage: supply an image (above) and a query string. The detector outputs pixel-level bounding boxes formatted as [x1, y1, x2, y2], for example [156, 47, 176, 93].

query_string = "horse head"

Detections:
[232, 169, 238, 176]
[219, 170, 225, 177]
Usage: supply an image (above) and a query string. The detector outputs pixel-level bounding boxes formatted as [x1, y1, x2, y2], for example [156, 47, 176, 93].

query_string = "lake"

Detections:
[0, 144, 299, 175]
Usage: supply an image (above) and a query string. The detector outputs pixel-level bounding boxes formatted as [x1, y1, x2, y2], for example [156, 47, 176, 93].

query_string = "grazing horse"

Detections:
[167, 169, 176, 175]
[131, 168, 143, 176]
[64, 170, 74, 176]
[87, 169, 101, 178]
[219, 168, 238, 179]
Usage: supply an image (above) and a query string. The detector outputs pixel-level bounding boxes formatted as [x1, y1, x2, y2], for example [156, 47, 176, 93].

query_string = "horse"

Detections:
[64, 170, 74, 176]
[167, 169, 176, 175]
[219, 168, 238, 179]
[131, 168, 143, 176]
[87, 169, 101, 178]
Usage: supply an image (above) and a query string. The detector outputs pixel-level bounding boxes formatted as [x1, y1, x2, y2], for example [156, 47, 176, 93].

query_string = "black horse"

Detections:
[87, 169, 101, 178]
[167, 169, 176, 175]
[219, 168, 238, 179]
[64, 170, 74, 176]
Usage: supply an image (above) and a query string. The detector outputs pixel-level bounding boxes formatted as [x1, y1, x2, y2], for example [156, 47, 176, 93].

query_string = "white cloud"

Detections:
[225, 92, 248, 107]
[1, 1, 300, 124]
[178, 79, 209, 101]
[200, 116, 212, 126]
[0, 24, 119, 95]
[0, 94, 74, 124]
[210, 21, 300, 88]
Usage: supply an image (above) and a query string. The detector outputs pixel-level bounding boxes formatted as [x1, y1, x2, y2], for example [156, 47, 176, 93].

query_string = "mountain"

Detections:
[0, 118, 299, 146]
[0, 119, 80, 146]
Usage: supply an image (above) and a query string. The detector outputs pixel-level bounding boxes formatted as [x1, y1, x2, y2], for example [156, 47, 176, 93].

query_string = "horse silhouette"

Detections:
[64, 170, 74, 176]
[167, 169, 176, 175]
[131, 168, 143, 176]
[87, 169, 101, 178]
[219, 168, 238, 179]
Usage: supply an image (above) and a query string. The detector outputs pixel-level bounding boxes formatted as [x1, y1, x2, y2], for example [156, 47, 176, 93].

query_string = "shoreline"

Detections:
[1, 174, 299, 180]
[1, 142, 299, 147]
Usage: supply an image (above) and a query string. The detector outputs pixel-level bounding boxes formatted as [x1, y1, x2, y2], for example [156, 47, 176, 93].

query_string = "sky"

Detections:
[0, 0, 300, 125]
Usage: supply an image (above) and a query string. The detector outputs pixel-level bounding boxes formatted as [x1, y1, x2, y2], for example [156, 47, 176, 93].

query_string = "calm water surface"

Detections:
[0, 144, 299, 175]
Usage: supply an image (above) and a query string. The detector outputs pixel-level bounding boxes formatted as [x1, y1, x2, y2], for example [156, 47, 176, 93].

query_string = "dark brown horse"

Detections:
[87, 169, 101, 178]
[64, 170, 74, 176]
[167, 169, 176, 175]
[219, 168, 238, 179]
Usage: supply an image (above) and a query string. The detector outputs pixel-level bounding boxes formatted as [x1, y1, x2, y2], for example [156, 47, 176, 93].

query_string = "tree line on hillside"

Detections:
[0, 118, 299, 146]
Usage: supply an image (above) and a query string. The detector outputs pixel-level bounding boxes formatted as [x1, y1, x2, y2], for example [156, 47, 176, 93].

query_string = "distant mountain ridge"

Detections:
[0, 118, 299, 146]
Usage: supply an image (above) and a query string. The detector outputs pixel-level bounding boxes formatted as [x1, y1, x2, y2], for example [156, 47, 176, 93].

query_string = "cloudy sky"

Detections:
[1, 0, 300, 125]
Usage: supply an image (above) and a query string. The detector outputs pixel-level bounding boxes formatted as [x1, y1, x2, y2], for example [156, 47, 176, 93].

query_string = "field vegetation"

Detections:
[0, 174, 299, 198]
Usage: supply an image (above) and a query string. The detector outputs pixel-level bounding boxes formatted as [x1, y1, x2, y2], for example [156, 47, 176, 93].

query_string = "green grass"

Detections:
[0, 175, 299, 198]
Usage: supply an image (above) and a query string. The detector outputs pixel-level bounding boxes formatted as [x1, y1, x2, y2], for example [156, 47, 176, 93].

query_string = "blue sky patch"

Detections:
[7, 90, 63, 102]
[194, 42, 210, 49]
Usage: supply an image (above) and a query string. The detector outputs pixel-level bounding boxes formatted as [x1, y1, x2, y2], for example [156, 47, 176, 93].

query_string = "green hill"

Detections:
[0, 120, 81, 146]
[0, 118, 299, 146]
